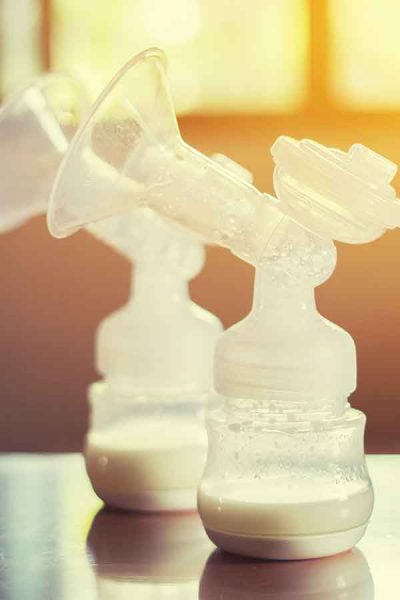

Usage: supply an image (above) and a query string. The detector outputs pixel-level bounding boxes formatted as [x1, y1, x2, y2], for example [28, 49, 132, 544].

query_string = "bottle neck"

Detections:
[221, 394, 348, 421]
[129, 261, 189, 307]
[252, 266, 317, 317]
[213, 263, 353, 413]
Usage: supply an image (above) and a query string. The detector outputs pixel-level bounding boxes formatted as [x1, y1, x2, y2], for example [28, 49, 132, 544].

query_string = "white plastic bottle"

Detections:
[198, 265, 374, 557]
[85, 208, 222, 511]
[198, 139, 400, 559]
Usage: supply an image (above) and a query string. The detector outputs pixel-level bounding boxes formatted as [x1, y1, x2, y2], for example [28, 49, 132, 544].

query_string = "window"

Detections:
[51, 0, 309, 114]
[329, 0, 400, 110]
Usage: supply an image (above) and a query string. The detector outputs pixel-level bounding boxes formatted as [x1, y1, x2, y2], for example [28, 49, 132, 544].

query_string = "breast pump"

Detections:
[5, 49, 390, 559]
[44, 47, 400, 558]
[0, 70, 222, 512]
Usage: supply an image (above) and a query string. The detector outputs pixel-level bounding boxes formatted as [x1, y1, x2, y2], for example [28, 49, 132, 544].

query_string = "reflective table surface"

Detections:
[0, 454, 398, 599]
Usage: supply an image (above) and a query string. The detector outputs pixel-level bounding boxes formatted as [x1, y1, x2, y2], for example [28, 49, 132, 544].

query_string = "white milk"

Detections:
[198, 478, 374, 559]
[85, 417, 208, 511]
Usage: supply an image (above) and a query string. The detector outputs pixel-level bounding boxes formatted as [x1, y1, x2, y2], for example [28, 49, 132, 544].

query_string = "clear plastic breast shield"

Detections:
[0, 74, 87, 232]
[47, 48, 283, 264]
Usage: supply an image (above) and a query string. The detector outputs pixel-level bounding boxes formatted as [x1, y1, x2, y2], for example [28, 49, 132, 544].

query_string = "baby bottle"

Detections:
[198, 139, 400, 559]
[85, 208, 222, 511]
[198, 238, 374, 559]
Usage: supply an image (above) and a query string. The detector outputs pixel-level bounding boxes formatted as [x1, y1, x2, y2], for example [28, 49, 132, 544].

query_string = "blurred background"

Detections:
[0, 0, 399, 452]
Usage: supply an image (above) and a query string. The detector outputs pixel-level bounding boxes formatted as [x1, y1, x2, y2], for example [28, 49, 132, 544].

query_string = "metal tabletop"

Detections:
[0, 454, 398, 599]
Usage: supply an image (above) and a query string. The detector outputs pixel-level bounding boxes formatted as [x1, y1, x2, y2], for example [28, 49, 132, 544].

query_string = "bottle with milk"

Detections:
[198, 137, 400, 559]
[85, 208, 222, 511]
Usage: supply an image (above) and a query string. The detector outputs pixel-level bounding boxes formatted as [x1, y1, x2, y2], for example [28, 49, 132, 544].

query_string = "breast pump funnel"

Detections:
[48, 48, 282, 264]
[0, 74, 87, 233]
[48, 48, 176, 237]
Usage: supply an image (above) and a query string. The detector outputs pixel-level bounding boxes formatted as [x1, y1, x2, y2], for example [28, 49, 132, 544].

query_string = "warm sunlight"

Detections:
[51, 0, 309, 114]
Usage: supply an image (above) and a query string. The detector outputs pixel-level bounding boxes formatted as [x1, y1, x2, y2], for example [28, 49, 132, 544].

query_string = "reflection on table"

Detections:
[200, 547, 373, 599]
[88, 509, 212, 599]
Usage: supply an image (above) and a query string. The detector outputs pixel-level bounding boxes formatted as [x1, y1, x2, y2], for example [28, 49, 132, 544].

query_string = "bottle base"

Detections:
[204, 524, 368, 560]
[84, 411, 208, 513]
